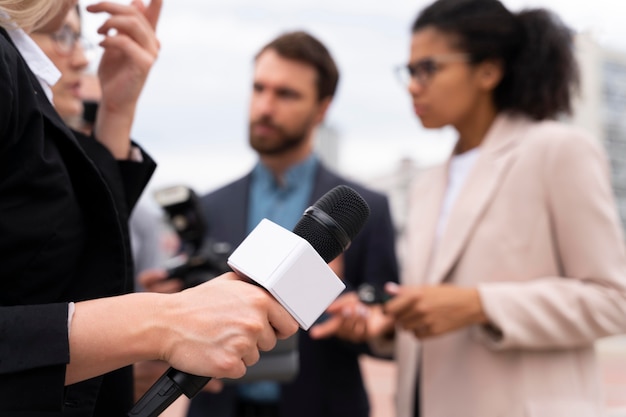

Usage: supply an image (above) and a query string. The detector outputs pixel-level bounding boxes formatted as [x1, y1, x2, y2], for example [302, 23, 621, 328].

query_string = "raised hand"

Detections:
[86, 0, 162, 158]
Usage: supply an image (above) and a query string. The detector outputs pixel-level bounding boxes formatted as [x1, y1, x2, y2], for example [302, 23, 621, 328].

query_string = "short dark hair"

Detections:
[412, 0, 579, 120]
[255, 31, 339, 102]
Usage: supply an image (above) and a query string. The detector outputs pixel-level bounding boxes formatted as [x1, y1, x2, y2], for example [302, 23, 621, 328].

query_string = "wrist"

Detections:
[146, 293, 179, 362]
[126, 292, 174, 363]
[468, 288, 489, 325]
[93, 105, 135, 159]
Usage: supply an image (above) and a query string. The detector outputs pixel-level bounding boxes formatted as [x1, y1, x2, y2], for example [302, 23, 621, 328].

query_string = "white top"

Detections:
[435, 147, 481, 241]
[3, 19, 60, 102]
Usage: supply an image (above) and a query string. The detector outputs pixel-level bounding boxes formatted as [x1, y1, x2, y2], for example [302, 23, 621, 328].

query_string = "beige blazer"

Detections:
[396, 113, 626, 417]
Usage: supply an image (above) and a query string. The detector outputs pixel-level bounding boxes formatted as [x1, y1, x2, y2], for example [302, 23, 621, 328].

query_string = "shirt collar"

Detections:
[252, 154, 319, 191]
[3, 16, 61, 102]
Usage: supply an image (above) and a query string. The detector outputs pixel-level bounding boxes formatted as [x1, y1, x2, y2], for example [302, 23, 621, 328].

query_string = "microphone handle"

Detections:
[128, 368, 210, 417]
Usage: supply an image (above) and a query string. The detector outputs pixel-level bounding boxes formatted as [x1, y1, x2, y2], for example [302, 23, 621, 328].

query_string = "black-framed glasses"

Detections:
[49, 24, 92, 56]
[395, 53, 470, 87]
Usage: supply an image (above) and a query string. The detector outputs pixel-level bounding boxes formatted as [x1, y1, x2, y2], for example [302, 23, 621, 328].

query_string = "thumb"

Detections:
[384, 281, 400, 296]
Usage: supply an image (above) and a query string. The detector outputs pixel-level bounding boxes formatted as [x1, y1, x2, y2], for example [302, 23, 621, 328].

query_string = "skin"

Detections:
[311, 26, 502, 342]
[248, 48, 331, 177]
[407, 26, 502, 154]
[247, 48, 352, 319]
[141, 48, 359, 353]
[50, 0, 299, 385]
[30, 8, 88, 124]
[88, 0, 162, 159]
[68, 273, 298, 384]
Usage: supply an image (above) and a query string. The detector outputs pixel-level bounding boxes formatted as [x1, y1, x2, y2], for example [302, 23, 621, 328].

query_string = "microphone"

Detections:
[128, 185, 370, 417]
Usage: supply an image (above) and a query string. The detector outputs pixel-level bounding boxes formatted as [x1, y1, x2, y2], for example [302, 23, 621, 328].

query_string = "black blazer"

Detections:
[191, 162, 399, 417]
[0, 29, 156, 416]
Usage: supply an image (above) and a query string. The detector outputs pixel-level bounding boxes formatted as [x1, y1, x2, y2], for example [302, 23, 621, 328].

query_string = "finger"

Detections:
[203, 379, 224, 393]
[350, 318, 368, 342]
[413, 324, 431, 339]
[384, 281, 400, 296]
[138, 268, 168, 287]
[87, 1, 143, 16]
[141, 0, 163, 30]
[324, 302, 346, 315]
[97, 15, 159, 54]
[309, 316, 343, 339]
[324, 294, 358, 314]
[88, 2, 159, 50]
[256, 321, 278, 352]
[394, 303, 426, 324]
[267, 299, 299, 340]
[153, 279, 183, 294]
[222, 359, 246, 380]
[397, 314, 428, 332]
[241, 348, 260, 368]
[98, 34, 157, 71]
[384, 291, 420, 317]
[336, 308, 367, 341]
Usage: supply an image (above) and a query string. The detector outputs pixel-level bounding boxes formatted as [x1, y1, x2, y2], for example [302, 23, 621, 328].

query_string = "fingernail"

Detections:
[385, 282, 400, 294]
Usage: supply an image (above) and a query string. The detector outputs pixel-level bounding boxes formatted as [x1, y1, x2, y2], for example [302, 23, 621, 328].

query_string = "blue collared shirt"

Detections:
[240, 154, 319, 403]
[247, 154, 319, 233]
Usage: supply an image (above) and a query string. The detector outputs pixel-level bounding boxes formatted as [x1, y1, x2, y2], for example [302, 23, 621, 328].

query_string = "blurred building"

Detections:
[572, 33, 626, 235]
[315, 123, 341, 171]
[366, 158, 422, 265]
[352, 33, 626, 247]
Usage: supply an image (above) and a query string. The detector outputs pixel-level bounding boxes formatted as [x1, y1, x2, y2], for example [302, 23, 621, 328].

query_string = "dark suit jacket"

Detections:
[0, 28, 156, 416]
[191, 162, 398, 417]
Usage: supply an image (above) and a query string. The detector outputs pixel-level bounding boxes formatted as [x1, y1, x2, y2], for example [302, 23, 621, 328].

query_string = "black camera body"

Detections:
[153, 185, 232, 289]
[153, 185, 299, 383]
[163, 239, 232, 289]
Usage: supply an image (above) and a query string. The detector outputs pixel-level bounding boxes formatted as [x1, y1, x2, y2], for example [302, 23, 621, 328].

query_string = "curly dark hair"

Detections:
[412, 0, 580, 120]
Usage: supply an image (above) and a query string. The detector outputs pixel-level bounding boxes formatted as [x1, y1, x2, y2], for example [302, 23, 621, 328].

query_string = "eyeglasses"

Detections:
[49, 24, 92, 56]
[395, 53, 470, 87]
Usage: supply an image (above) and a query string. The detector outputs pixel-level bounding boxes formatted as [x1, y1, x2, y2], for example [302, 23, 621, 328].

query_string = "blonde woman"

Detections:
[0, 1, 298, 415]
[30, 5, 89, 129]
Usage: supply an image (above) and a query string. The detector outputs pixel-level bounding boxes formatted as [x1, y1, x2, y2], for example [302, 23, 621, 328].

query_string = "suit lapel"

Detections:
[309, 162, 338, 202]
[235, 174, 253, 240]
[427, 114, 530, 284]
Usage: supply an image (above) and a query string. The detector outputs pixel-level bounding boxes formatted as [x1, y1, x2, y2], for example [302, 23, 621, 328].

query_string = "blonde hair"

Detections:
[0, 0, 65, 32]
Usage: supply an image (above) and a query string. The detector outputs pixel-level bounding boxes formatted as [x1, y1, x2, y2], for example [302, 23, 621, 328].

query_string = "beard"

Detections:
[249, 116, 312, 156]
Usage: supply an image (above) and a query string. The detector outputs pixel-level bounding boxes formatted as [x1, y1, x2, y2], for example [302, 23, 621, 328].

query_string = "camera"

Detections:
[153, 185, 233, 289]
[153, 185, 299, 383]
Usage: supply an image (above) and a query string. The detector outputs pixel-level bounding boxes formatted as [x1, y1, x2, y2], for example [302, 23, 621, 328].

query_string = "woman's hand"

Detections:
[384, 283, 488, 339]
[87, 0, 162, 158]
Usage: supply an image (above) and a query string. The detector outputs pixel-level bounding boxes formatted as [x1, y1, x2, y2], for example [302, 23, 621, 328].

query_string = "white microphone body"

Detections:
[228, 218, 346, 330]
[128, 185, 368, 417]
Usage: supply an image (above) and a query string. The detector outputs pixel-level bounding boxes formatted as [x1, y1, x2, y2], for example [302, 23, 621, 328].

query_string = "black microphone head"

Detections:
[293, 185, 370, 263]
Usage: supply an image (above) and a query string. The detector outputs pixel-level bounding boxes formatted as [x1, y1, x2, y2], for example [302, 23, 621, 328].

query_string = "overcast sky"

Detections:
[80, 0, 626, 197]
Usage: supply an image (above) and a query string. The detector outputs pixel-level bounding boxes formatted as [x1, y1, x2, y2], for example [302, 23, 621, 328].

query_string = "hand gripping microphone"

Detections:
[128, 185, 370, 417]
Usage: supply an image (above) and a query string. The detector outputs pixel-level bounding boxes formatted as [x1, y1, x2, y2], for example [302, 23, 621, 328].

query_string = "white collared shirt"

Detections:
[2, 17, 60, 102]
